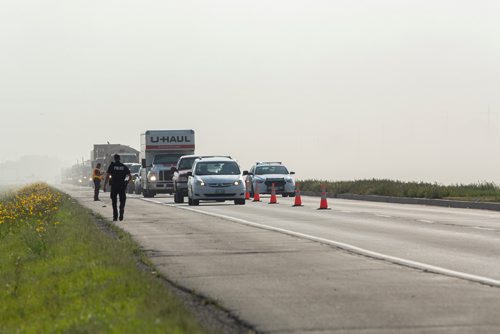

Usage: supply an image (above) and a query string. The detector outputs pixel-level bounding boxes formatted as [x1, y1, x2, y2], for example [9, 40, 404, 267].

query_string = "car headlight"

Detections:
[197, 180, 205, 186]
[149, 175, 157, 181]
[234, 181, 241, 186]
[255, 179, 264, 184]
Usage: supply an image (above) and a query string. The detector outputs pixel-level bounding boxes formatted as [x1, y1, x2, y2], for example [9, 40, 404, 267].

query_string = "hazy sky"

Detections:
[1, 0, 499, 183]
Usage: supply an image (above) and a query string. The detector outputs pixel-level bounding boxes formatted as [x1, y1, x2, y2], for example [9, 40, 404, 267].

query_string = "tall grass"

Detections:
[0, 184, 205, 333]
[298, 179, 500, 202]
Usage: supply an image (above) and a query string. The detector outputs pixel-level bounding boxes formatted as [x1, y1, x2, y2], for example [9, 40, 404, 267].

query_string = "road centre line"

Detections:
[418, 219, 434, 224]
[376, 214, 392, 218]
[139, 198, 500, 288]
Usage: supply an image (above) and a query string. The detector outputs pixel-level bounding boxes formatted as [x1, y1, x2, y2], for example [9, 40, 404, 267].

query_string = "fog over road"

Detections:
[62, 185, 500, 333]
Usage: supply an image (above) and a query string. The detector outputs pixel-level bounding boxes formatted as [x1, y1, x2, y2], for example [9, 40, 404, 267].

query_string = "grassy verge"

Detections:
[0, 184, 205, 333]
[298, 179, 500, 202]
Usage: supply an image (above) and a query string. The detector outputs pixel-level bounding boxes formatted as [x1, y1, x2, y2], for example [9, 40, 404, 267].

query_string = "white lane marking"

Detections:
[474, 227, 498, 231]
[418, 219, 434, 224]
[375, 214, 392, 218]
[340, 210, 353, 213]
[141, 198, 164, 205]
[144, 200, 500, 288]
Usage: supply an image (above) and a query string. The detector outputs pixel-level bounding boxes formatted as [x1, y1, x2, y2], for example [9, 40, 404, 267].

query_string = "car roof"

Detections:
[195, 156, 234, 163]
[180, 155, 229, 159]
[255, 162, 284, 166]
[179, 155, 202, 159]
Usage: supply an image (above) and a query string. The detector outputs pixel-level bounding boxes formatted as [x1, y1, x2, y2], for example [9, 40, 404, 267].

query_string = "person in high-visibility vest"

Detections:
[92, 163, 103, 201]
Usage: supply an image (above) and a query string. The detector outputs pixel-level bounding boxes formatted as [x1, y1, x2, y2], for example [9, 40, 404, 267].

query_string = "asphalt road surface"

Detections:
[62, 185, 500, 333]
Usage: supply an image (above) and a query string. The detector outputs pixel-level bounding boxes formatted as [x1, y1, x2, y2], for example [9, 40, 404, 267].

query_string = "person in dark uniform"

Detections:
[103, 154, 132, 221]
[92, 163, 103, 201]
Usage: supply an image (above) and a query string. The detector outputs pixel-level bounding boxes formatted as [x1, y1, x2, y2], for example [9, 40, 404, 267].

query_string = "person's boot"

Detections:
[119, 209, 124, 221]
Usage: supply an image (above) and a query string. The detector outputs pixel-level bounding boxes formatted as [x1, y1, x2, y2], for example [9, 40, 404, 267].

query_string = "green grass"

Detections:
[0, 191, 205, 333]
[298, 179, 500, 202]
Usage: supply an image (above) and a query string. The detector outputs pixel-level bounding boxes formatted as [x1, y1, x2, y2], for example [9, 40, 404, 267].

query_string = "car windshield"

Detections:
[153, 154, 182, 164]
[195, 161, 241, 176]
[178, 157, 198, 170]
[120, 155, 138, 164]
[255, 166, 289, 175]
[128, 165, 140, 173]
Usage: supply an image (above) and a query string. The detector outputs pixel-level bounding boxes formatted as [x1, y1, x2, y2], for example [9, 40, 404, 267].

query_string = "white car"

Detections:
[246, 162, 296, 197]
[187, 157, 248, 206]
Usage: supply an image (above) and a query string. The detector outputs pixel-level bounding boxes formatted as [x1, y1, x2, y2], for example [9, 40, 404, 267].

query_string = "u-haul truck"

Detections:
[139, 130, 195, 197]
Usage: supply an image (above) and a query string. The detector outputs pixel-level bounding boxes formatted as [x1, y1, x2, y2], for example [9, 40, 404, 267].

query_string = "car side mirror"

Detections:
[187, 172, 193, 177]
[242, 171, 249, 176]
[141, 159, 146, 168]
[290, 172, 295, 175]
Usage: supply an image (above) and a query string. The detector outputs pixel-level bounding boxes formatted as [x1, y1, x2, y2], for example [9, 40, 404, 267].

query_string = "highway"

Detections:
[63, 185, 500, 333]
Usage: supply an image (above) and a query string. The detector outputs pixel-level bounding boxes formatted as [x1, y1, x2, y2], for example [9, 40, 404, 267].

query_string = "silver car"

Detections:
[187, 157, 248, 206]
[246, 162, 296, 197]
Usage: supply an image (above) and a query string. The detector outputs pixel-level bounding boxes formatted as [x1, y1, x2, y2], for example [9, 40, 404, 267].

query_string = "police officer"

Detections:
[103, 154, 132, 221]
[92, 163, 103, 201]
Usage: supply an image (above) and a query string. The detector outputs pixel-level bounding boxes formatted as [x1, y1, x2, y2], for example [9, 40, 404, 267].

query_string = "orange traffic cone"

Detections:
[245, 180, 251, 200]
[253, 182, 261, 202]
[269, 183, 278, 204]
[318, 185, 331, 210]
[293, 184, 303, 207]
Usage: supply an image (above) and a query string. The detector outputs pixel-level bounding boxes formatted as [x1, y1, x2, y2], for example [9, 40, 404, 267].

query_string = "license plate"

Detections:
[215, 189, 225, 194]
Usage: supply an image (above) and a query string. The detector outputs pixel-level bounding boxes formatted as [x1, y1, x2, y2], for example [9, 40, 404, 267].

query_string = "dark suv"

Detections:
[172, 155, 204, 203]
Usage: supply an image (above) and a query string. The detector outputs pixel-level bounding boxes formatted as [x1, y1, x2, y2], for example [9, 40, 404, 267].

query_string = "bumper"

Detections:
[254, 182, 295, 194]
[148, 181, 174, 193]
[192, 185, 246, 200]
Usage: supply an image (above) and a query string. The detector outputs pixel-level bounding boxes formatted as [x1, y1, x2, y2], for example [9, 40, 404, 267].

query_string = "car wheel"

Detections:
[188, 197, 193, 206]
[192, 199, 200, 206]
[282, 193, 289, 197]
[289, 192, 296, 197]
[235, 199, 245, 205]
